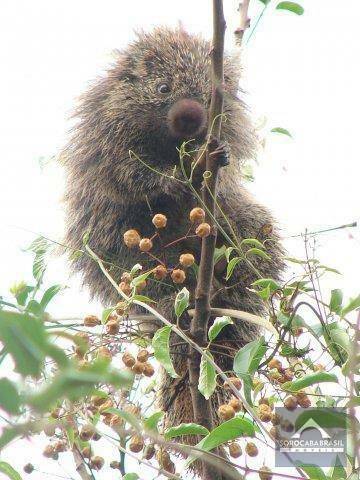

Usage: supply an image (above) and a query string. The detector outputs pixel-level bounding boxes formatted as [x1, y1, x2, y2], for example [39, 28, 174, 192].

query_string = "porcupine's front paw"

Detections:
[208, 136, 230, 167]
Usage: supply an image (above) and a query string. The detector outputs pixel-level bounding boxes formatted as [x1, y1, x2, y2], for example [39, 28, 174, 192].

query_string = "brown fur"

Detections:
[61, 27, 285, 476]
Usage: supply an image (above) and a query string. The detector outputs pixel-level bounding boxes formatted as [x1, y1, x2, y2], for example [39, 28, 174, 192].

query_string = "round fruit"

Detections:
[195, 222, 211, 238]
[152, 213, 167, 229]
[123, 229, 141, 248]
[189, 207, 205, 223]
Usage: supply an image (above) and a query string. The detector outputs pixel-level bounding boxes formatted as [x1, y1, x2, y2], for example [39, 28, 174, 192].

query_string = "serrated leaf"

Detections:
[198, 352, 216, 400]
[271, 127, 293, 137]
[208, 316, 233, 342]
[0, 378, 21, 415]
[152, 326, 179, 378]
[174, 287, 189, 318]
[226, 257, 241, 280]
[241, 238, 265, 249]
[282, 372, 337, 392]
[0, 462, 22, 480]
[143, 411, 164, 432]
[186, 417, 255, 468]
[40, 285, 64, 311]
[245, 248, 271, 260]
[164, 423, 209, 440]
[233, 337, 266, 406]
[276, 1, 304, 15]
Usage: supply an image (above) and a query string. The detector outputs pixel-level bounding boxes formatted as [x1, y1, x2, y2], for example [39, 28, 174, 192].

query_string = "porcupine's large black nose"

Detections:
[167, 98, 207, 139]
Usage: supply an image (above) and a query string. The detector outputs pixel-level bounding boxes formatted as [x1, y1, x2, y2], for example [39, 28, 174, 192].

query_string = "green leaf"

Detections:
[28, 360, 133, 412]
[143, 411, 164, 432]
[0, 462, 22, 480]
[104, 407, 141, 430]
[271, 127, 293, 137]
[0, 378, 21, 415]
[152, 326, 179, 378]
[276, 1, 304, 15]
[329, 289, 343, 314]
[0, 310, 52, 376]
[186, 417, 255, 468]
[12, 285, 34, 307]
[123, 474, 139, 480]
[341, 294, 360, 317]
[198, 352, 216, 400]
[294, 463, 328, 480]
[174, 287, 189, 318]
[241, 238, 265, 249]
[214, 245, 227, 265]
[131, 269, 153, 288]
[282, 372, 337, 392]
[208, 316, 233, 342]
[233, 337, 266, 406]
[245, 248, 271, 260]
[295, 409, 351, 432]
[27, 236, 50, 284]
[225, 247, 234, 262]
[325, 323, 350, 365]
[226, 257, 241, 280]
[252, 278, 280, 293]
[164, 423, 209, 440]
[40, 285, 64, 311]
[101, 307, 115, 324]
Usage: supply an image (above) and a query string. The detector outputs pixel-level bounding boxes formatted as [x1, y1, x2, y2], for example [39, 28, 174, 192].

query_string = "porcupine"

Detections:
[61, 26, 284, 475]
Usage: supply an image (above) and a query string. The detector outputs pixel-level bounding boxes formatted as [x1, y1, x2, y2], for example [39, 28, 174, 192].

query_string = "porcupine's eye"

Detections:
[157, 82, 171, 94]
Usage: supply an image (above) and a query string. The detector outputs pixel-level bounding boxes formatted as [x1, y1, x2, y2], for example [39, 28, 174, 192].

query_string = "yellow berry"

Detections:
[81, 447, 91, 458]
[195, 222, 211, 238]
[153, 264, 167, 280]
[115, 301, 127, 315]
[106, 319, 119, 335]
[152, 213, 167, 229]
[143, 362, 155, 377]
[268, 358, 282, 370]
[228, 397, 243, 412]
[229, 442, 242, 458]
[80, 424, 95, 441]
[90, 456, 104, 471]
[245, 442, 258, 457]
[129, 435, 144, 453]
[83, 315, 100, 327]
[137, 349, 150, 363]
[224, 377, 242, 390]
[132, 361, 146, 375]
[119, 281, 132, 296]
[218, 404, 235, 420]
[121, 272, 132, 283]
[139, 238, 153, 252]
[122, 352, 136, 368]
[144, 443, 155, 460]
[43, 444, 55, 458]
[259, 466, 273, 480]
[179, 253, 195, 267]
[284, 396, 298, 411]
[171, 269, 186, 284]
[189, 207, 205, 223]
[123, 229, 141, 248]
[110, 460, 120, 469]
[97, 346, 112, 360]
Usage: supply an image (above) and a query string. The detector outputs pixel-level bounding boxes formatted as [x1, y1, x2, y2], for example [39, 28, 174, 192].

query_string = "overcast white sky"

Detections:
[0, 0, 359, 478]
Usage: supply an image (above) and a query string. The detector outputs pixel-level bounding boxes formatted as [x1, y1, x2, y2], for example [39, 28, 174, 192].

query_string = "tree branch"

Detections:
[234, 0, 251, 46]
[188, 2, 242, 480]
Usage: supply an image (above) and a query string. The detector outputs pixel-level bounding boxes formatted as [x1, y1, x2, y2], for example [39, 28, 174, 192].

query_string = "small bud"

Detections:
[122, 352, 136, 368]
[143, 362, 155, 377]
[139, 238, 153, 252]
[132, 361, 146, 375]
[115, 301, 127, 315]
[270, 426, 281, 440]
[229, 442, 242, 458]
[80, 424, 95, 441]
[224, 377, 242, 390]
[43, 444, 55, 458]
[218, 404, 235, 420]
[297, 394, 311, 408]
[124, 229, 141, 248]
[110, 415, 123, 427]
[144, 443, 155, 460]
[81, 446, 91, 458]
[129, 435, 144, 453]
[83, 315, 100, 327]
[228, 397, 243, 412]
[135, 280, 147, 292]
[179, 253, 195, 267]
[171, 269, 186, 284]
[268, 358, 282, 370]
[137, 349, 150, 363]
[54, 440, 67, 453]
[97, 346, 112, 360]
[152, 213, 167, 229]
[156, 450, 172, 469]
[23, 463, 34, 474]
[110, 460, 120, 469]
[90, 456, 104, 471]
[245, 442, 258, 457]
[284, 396, 298, 411]
[119, 281, 132, 296]
[106, 319, 119, 335]
[259, 466, 273, 480]
[121, 272, 132, 283]
[271, 412, 281, 426]
[189, 207, 205, 223]
[153, 264, 167, 280]
[195, 222, 211, 238]
[284, 369, 294, 381]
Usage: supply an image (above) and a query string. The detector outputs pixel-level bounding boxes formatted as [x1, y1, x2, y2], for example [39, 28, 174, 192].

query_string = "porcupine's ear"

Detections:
[110, 50, 141, 82]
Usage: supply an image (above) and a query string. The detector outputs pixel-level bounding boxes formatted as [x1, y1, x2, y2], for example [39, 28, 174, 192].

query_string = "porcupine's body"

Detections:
[62, 27, 284, 466]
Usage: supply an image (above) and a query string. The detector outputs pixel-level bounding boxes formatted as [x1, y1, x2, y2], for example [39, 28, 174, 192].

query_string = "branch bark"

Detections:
[188, 2, 242, 479]
[234, 0, 251, 46]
